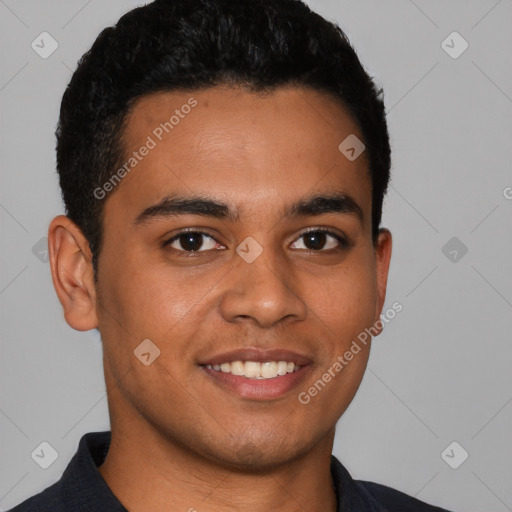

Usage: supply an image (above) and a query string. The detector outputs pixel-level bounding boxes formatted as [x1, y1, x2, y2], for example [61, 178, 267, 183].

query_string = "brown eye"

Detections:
[165, 232, 221, 252]
[290, 229, 347, 251]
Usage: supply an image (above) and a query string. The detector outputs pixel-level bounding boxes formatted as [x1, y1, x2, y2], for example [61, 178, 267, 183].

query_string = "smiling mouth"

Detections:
[204, 360, 301, 379]
[198, 348, 312, 399]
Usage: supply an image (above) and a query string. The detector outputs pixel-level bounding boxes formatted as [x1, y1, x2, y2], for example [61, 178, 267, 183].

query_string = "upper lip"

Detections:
[198, 348, 313, 366]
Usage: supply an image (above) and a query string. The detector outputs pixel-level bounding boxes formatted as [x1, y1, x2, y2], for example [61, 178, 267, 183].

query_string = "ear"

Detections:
[48, 215, 98, 331]
[372, 228, 393, 336]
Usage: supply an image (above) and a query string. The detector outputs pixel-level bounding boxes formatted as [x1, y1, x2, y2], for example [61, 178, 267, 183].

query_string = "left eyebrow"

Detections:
[133, 191, 364, 226]
[284, 192, 364, 225]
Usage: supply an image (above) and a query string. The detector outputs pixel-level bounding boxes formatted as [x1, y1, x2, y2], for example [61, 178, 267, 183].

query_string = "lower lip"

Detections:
[201, 366, 311, 400]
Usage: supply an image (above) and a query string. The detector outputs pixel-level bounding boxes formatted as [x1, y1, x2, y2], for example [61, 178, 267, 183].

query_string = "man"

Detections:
[9, 0, 453, 510]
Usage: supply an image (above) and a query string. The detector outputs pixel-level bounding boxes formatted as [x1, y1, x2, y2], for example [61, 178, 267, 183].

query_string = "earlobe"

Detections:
[372, 228, 393, 336]
[48, 215, 98, 331]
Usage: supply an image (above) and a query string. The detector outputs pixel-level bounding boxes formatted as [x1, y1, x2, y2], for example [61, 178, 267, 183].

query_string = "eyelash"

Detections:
[162, 227, 349, 254]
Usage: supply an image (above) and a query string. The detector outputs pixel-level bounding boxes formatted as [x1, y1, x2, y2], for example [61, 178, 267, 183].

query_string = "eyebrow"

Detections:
[134, 191, 364, 226]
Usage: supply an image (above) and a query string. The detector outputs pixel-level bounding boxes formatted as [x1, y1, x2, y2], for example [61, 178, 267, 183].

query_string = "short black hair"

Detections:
[56, 0, 391, 277]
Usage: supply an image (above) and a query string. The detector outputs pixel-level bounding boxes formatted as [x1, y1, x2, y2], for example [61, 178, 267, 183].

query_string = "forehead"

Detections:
[106, 85, 371, 226]
[124, 85, 365, 155]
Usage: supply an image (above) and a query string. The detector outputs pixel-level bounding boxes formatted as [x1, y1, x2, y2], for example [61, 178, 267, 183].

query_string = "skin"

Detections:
[48, 85, 392, 512]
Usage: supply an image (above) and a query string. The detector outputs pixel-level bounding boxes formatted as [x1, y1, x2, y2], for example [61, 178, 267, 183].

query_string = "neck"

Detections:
[98, 407, 337, 512]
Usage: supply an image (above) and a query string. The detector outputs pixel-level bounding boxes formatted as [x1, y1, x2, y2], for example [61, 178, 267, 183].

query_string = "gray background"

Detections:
[1, 1, 511, 511]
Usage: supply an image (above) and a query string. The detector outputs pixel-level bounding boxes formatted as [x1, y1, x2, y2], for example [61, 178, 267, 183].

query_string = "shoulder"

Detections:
[6, 431, 114, 512]
[330, 455, 453, 512]
[356, 480, 453, 512]
[6, 481, 63, 511]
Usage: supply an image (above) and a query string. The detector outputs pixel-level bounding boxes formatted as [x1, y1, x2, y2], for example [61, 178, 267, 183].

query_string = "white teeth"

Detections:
[205, 360, 300, 379]
[230, 360, 245, 376]
[277, 361, 288, 376]
[261, 361, 277, 378]
[244, 361, 261, 378]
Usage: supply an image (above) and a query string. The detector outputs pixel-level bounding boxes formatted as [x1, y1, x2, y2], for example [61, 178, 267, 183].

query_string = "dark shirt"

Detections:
[8, 431, 452, 511]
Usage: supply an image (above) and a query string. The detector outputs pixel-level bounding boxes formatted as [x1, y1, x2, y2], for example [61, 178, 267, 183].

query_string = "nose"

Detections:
[219, 245, 308, 328]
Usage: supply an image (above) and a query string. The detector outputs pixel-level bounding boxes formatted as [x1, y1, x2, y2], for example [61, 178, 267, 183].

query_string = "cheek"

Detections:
[136, 264, 222, 321]
[100, 246, 183, 321]
[307, 262, 377, 342]
[100, 254, 224, 356]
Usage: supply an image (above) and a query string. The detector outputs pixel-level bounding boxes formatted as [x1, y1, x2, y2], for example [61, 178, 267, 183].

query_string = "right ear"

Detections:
[48, 215, 98, 331]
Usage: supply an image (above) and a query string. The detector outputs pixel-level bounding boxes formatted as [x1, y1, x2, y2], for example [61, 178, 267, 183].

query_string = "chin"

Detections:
[199, 432, 315, 474]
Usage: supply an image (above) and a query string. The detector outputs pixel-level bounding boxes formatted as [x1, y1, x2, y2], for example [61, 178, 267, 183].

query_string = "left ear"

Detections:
[372, 228, 392, 336]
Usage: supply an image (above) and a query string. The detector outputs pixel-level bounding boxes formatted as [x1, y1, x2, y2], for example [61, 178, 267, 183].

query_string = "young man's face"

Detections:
[77, 85, 391, 469]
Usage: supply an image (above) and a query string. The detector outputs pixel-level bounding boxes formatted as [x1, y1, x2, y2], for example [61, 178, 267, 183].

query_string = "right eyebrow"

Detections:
[134, 195, 239, 225]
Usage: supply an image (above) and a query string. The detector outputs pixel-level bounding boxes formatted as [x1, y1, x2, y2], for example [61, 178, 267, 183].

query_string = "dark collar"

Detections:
[58, 431, 127, 511]
[21, 431, 386, 511]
